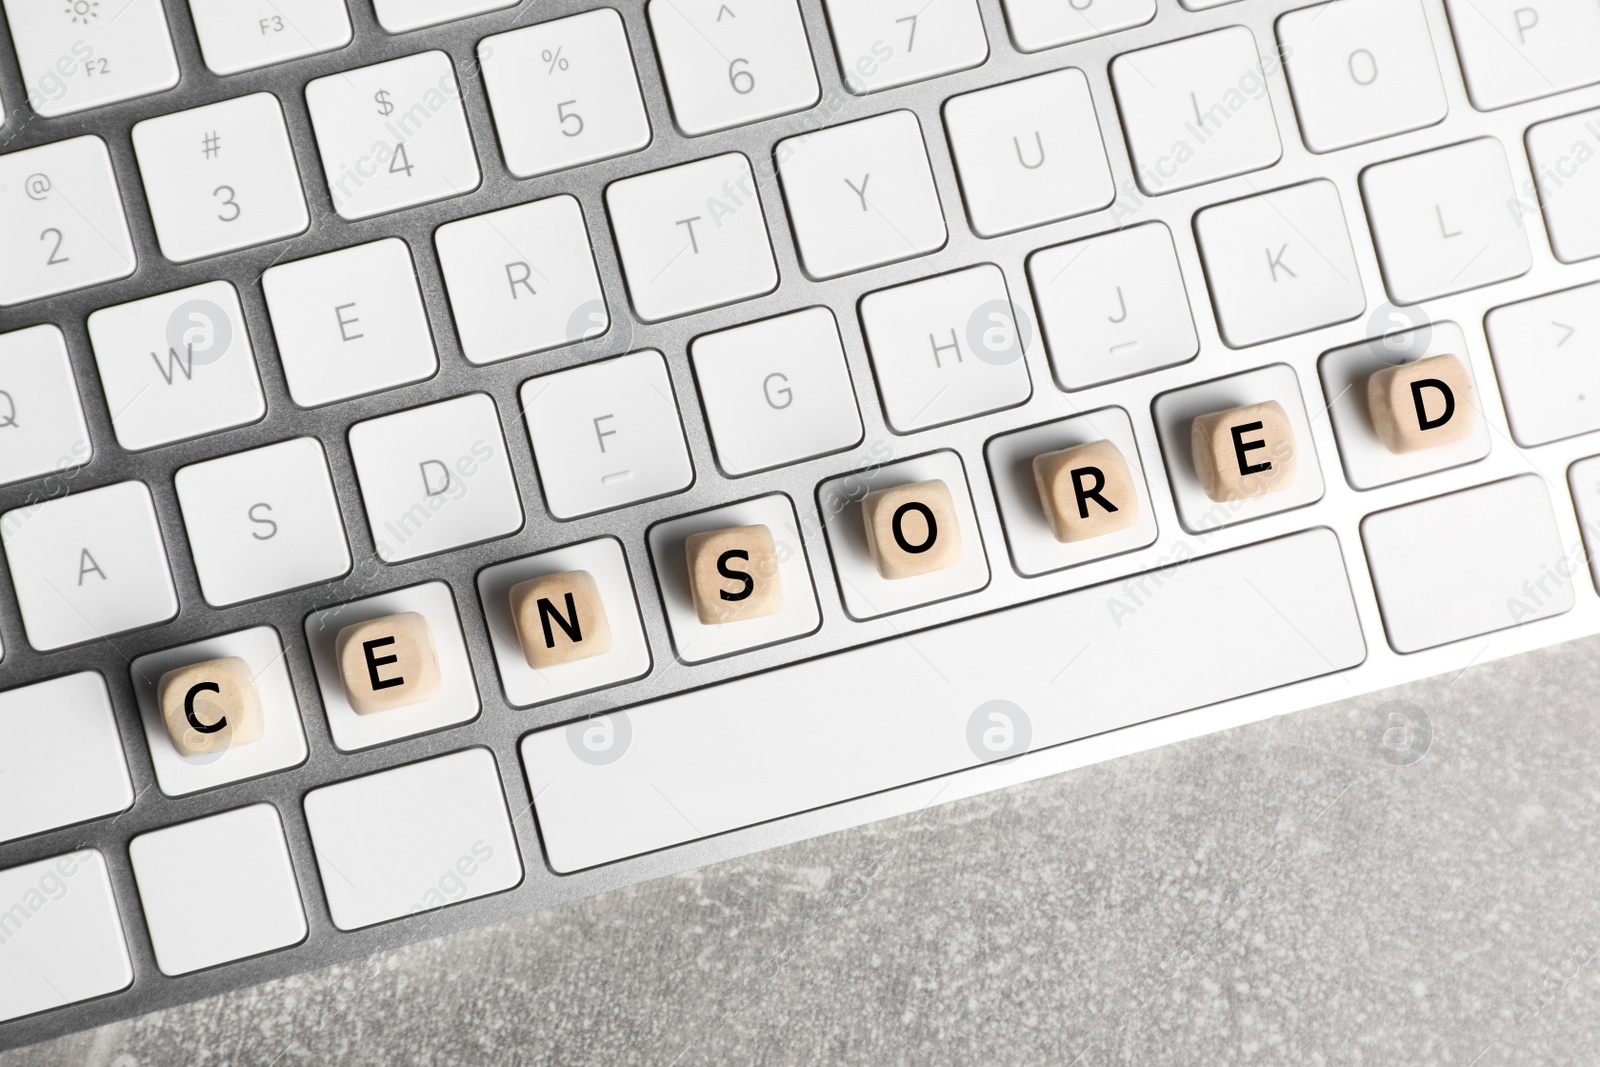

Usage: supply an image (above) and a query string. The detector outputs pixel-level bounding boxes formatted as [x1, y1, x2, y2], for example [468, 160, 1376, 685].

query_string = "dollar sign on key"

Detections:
[374, 89, 394, 116]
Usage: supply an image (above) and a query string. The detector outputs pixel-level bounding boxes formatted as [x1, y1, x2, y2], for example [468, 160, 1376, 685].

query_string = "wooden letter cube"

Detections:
[1367, 354, 1475, 453]
[511, 570, 612, 669]
[1190, 400, 1297, 502]
[686, 524, 783, 624]
[861, 479, 962, 579]
[335, 612, 442, 715]
[157, 657, 264, 758]
[1033, 440, 1140, 543]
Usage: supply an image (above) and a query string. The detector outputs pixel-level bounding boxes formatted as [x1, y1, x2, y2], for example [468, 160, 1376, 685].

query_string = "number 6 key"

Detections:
[648, 0, 820, 135]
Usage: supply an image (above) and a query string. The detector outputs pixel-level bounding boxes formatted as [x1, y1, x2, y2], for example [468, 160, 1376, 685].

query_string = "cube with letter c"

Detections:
[157, 657, 265, 757]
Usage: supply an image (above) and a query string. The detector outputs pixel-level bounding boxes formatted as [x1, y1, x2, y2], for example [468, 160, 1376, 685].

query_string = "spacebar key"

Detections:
[523, 528, 1365, 871]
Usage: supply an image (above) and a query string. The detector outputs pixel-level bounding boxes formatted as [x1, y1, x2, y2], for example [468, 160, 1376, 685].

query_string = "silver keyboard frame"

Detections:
[7, 0, 1600, 1050]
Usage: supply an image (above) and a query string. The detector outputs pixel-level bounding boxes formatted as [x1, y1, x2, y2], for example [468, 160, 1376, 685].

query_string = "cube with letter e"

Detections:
[1190, 400, 1297, 502]
[335, 612, 442, 715]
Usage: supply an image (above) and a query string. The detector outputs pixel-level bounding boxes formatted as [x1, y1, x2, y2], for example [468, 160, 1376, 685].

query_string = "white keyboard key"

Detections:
[1111, 27, 1283, 195]
[0, 324, 92, 488]
[860, 263, 1033, 433]
[435, 195, 606, 365]
[1028, 223, 1198, 391]
[1486, 283, 1600, 446]
[1180, 0, 1240, 6]
[1278, 0, 1447, 153]
[4, 0, 177, 116]
[985, 407, 1159, 577]
[0, 137, 136, 307]
[262, 238, 438, 407]
[375, 0, 513, 33]
[1153, 363, 1325, 533]
[607, 153, 777, 321]
[130, 625, 306, 796]
[944, 68, 1114, 238]
[188, 0, 352, 75]
[349, 393, 523, 562]
[822, 0, 987, 94]
[1443, 0, 1600, 110]
[1361, 139, 1531, 305]
[175, 437, 352, 606]
[1571, 457, 1600, 585]
[306, 581, 479, 751]
[2, 481, 178, 651]
[649, 0, 818, 135]
[691, 307, 863, 476]
[0, 851, 132, 1023]
[306, 51, 480, 221]
[776, 110, 945, 280]
[1363, 476, 1572, 653]
[478, 538, 652, 707]
[1319, 321, 1490, 489]
[0, 673, 132, 845]
[1526, 109, 1600, 263]
[521, 349, 694, 518]
[524, 527, 1363, 871]
[648, 493, 820, 662]
[129, 805, 306, 976]
[87, 280, 266, 451]
[1195, 179, 1365, 348]
[1001, 0, 1153, 53]
[131, 93, 308, 263]
[304, 748, 523, 930]
[480, 9, 651, 179]
[818, 450, 989, 619]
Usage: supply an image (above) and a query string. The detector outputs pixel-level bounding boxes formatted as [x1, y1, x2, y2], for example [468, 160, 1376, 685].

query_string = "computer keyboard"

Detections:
[5, 0, 1600, 1048]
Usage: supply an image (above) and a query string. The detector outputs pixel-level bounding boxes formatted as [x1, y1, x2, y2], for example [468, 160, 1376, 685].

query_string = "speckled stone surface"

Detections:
[6, 634, 1600, 1067]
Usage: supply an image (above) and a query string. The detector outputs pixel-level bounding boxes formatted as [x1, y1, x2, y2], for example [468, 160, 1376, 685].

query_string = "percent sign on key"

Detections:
[542, 47, 570, 73]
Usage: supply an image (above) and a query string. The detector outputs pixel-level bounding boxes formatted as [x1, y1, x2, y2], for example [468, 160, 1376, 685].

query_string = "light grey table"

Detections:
[5, 634, 1597, 1067]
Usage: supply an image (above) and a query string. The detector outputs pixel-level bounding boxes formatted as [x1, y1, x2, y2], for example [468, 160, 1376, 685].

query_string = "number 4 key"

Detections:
[306, 51, 482, 221]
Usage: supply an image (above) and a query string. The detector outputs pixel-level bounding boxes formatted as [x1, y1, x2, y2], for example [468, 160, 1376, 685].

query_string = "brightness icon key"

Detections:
[132, 92, 308, 262]
[5, 0, 177, 116]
